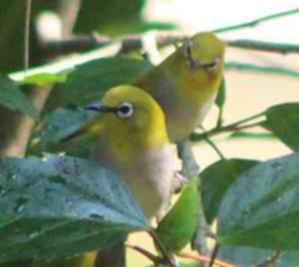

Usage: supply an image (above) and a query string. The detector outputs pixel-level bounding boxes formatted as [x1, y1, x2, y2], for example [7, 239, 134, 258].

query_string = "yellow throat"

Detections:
[94, 85, 169, 163]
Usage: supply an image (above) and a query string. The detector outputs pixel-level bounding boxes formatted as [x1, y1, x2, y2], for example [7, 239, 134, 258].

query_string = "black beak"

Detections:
[84, 103, 117, 113]
[189, 59, 202, 70]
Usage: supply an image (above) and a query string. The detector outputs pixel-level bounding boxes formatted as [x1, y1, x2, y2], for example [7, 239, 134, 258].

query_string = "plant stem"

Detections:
[192, 112, 266, 142]
[218, 111, 266, 131]
[208, 243, 220, 267]
[226, 61, 299, 78]
[125, 244, 162, 264]
[204, 137, 225, 160]
[148, 230, 177, 267]
[227, 39, 299, 54]
[213, 8, 299, 33]
[24, 0, 32, 69]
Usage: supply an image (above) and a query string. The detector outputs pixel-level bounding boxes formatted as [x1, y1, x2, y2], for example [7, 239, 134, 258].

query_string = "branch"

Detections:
[191, 112, 266, 142]
[27, 8, 299, 58]
[39, 33, 183, 54]
[227, 39, 299, 54]
[213, 8, 299, 33]
[125, 244, 163, 264]
[225, 61, 299, 78]
[0, 86, 52, 157]
[148, 230, 178, 267]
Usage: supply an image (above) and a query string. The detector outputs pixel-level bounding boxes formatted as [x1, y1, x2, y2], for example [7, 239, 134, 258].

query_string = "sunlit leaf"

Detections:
[156, 178, 198, 253]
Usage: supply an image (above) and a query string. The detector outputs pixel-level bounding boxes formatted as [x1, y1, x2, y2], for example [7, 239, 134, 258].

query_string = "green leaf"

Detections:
[40, 107, 97, 146]
[0, 76, 38, 119]
[228, 131, 275, 140]
[0, 155, 147, 263]
[55, 134, 98, 158]
[49, 57, 153, 106]
[218, 153, 299, 249]
[219, 246, 299, 267]
[74, 0, 176, 36]
[264, 103, 299, 151]
[156, 178, 198, 253]
[201, 159, 259, 224]
[30, 107, 98, 157]
[20, 72, 70, 87]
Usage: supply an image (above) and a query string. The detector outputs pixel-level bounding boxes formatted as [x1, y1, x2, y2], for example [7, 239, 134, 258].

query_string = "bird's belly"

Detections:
[167, 92, 217, 141]
[120, 145, 176, 219]
[94, 144, 177, 219]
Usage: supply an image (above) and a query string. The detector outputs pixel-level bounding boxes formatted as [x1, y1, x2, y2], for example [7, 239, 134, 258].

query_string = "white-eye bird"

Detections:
[87, 85, 177, 219]
[136, 32, 225, 142]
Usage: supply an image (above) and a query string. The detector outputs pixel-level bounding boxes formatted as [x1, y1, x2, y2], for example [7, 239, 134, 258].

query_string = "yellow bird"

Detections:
[136, 32, 225, 142]
[87, 85, 177, 219]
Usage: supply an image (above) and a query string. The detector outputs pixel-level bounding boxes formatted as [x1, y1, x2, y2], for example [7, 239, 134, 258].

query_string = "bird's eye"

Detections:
[116, 102, 134, 119]
[203, 58, 220, 72]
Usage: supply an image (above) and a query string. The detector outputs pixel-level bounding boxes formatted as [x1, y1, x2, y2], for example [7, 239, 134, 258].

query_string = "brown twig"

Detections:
[208, 243, 220, 267]
[148, 230, 177, 267]
[125, 244, 164, 264]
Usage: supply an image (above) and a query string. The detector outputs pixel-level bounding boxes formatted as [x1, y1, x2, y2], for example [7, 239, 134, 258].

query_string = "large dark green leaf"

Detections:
[49, 57, 153, 107]
[264, 103, 299, 151]
[0, 76, 38, 119]
[30, 107, 98, 157]
[40, 107, 97, 146]
[156, 178, 198, 253]
[201, 159, 258, 224]
[218, 153, 299, 249]
[74, 0, 175, 36]
[0, 155, 147, 263]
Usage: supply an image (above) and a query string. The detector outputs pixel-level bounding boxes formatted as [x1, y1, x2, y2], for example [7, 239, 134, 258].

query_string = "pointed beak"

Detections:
[84, 103, 117, 113]
[189, 59, 201, 70]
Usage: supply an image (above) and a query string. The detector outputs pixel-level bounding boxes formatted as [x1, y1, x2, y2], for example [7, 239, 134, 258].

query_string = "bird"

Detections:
[135, 32, 225, 142]
[86, 84, 178, 220]
[59, 32, 225, 167]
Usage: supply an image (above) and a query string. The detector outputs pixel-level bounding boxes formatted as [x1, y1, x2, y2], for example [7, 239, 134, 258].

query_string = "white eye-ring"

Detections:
[116, 102, 134, 119]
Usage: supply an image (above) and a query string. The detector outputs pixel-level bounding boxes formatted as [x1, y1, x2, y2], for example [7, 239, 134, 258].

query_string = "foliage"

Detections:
[1, 1, 299, 267]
